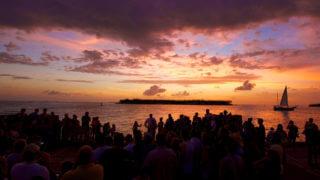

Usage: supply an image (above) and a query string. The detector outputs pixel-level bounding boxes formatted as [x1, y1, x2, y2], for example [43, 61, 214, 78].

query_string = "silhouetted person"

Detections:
[81, 112, 91, 129]
[62, 145, 103, 180]
[157, 117, 164, 133]
[287, 120, 298, 146]
[100, 133, 133, 180]
[145, 114, 157, 138]
[142, 133, 178, 180]
[304, 118, 319, 165]
[11, 144, 50, 180]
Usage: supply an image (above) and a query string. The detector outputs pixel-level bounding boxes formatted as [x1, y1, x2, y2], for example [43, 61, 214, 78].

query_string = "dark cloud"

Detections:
[0, 73, 32, 80]
[43, 90, 70, 96]
[143, 85, 166, 96]
[229, 47, 320, 70]
[69, 49, 147, 75]
[40, 51, 60, 61]
[172, 90, 190, 97]
[56, 79, 94, 83]
[16, 36, 25, 41]
[235, 80, 256, 91]
[0, 52, 48, 66]
[4, 42, 21, 52]
[119, 73, 259, 85]
[2, 0, 319, 55]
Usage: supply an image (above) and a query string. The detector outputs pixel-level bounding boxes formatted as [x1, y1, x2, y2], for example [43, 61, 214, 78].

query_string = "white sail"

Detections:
[280, 86, 288, 106]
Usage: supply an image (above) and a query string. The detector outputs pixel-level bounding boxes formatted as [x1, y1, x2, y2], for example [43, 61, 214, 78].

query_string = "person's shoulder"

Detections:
[11, 162, 25, 170]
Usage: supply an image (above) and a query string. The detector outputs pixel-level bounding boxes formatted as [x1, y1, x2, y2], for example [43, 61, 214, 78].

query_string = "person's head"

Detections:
[61, 161, 73, 175]
[113, 133, 124, 147]
[309, 118, 313, 123]
[277, 124, 283, 131]
[73, 115, 77, 119]
[180, 114, 184, 119]
[85, 112, 89, 116]
[50, 112, 55, 116]
[156, 133, 166, 147]
[160, 117, 163, 122]
[270, 127, 274, 131]
[64, 113, 69, 118]
[42, 108, 47, 114]
[13, 139, 27, 153]
[77, 145, 93, 165]
[20, 108, 26, 114]
[195, 112, 198, 116]
[125, 134, 133, 144]
[34, 109, 39, 113]
[289, 120, 294, 125]
[149, 114, 153, 118]
[23, 143, 40, 162]
[169, 114, 172, 118]
[258, 118, 263, 125]
[248, 118, 253, 123]
[206, 109, 210, 114]
[144, 132, 153, 144]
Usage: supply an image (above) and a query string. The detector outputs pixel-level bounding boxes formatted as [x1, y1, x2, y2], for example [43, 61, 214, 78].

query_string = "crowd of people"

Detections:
[0, 108, 319, 180]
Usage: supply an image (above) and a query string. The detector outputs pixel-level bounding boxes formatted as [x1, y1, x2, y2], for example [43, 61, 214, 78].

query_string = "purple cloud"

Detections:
[4, 42, 21, 52]
[1, 0, 319, 55]
[56, 79, 94, 83]
[143, 85, 166, 96]
[120, 73, 259, 85]
[0, 52, 48, 66]
[172, 91, 190, 97]
[235, 80, 256, 91]
[40, 51, 60, 61]
[0, 74, 32, 80]
[43, 90, 70, 96]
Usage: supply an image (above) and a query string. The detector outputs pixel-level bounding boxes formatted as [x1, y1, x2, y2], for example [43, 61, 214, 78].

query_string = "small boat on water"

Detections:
[273, 86, 296, 111]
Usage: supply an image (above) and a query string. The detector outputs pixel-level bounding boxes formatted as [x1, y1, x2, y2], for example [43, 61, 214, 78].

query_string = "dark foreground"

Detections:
[48, 144, 320, 179]
[1, 108, 320, 180]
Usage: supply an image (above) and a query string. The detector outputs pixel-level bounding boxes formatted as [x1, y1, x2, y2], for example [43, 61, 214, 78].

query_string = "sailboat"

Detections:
[274, 86, 296, 111]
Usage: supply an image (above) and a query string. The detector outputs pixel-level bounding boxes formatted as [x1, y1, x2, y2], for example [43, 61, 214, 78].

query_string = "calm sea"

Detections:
[1, 101, 319, 141]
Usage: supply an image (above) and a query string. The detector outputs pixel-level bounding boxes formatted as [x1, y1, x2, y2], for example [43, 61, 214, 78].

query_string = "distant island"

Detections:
[309, 104, 320, 107]
[118, 99, 232, 105]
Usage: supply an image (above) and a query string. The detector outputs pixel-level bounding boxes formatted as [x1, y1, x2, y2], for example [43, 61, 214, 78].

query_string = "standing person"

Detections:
[62, 145, 103, 180]
[11, 144, 50, 180]
[256, 118, 266, 152]
[82, 112, 91, 141]
[142, 133, 178, 180]
[287, 120, 298, 146]
[304, 118, 319, 165]
[81, 112, 91, 129]
[157, 117, 164, 133]
[145, 114, 157, 138]
[62, 114, 72, 143]
[179, 129, 195, 179]
[132, 121, 141, 135]
[204, 109, 212, 119]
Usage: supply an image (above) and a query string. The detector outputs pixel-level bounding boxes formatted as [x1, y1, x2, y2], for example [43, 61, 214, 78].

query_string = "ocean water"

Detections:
[0, 101, 319, 142]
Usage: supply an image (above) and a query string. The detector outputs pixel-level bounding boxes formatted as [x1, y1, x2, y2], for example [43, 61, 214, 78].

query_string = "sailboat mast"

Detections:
[277, 92, 279, 105]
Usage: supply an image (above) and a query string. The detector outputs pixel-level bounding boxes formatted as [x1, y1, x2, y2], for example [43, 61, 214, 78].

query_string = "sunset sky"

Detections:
[0, 0, 320, 105]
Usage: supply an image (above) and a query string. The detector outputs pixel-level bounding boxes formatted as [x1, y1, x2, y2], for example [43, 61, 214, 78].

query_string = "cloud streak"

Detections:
[56, 79, 94, 83]
[0, 74, 32, 80]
